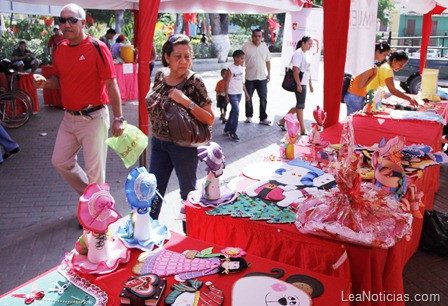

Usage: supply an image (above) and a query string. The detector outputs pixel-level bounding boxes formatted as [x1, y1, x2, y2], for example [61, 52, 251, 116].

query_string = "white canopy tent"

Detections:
[2, 1, 444, 131]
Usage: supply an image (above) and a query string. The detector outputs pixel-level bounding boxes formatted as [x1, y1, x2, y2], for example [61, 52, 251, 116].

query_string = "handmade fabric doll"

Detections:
[133, 248, 248, 280]
[189, 142, 237, 207]
[118, 167, 170, 251]
[71, 183, 130, 274]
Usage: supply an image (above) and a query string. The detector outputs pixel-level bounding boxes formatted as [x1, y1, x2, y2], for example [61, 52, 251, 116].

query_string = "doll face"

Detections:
[222, 260, 240, 270]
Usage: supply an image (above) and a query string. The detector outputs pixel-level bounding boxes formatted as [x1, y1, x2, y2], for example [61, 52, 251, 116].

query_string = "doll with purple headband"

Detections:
[188, 142, 237, 207]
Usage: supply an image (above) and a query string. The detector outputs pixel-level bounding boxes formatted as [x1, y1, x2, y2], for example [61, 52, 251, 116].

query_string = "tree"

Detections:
[209, 13, 230, 62]
[377, 0, 395, 26]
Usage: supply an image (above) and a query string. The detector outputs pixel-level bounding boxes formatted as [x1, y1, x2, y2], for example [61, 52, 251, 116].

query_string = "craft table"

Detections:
[17, 73, 39, 112]
[185, 112, 443, 306]
[115, 63, 139, 101]
[0, 232, 351, 306]
[41, 65, 62, 107]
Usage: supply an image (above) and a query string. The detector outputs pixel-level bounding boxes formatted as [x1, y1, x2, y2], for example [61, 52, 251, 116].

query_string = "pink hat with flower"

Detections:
[78, 183, 121, 233]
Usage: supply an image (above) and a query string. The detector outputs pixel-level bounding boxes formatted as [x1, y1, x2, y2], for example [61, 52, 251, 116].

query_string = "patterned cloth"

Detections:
[140, 248, 221, 280]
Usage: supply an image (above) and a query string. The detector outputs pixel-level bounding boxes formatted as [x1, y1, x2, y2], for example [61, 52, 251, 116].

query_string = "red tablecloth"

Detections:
[185, 112, 442, 306]
[325, 112, 443, 150]
[115, 63, 138, 101]
[41, 65, 62, 107]
[0, 232, 352, 306]
[17, 73, 39, 112]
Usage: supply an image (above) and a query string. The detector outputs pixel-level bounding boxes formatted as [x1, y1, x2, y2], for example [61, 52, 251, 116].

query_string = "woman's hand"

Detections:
[409, 97, 418, 107]
[309, 82, 314, 93]
[168, 88, 187, 104]
[297, 84, 303, 93]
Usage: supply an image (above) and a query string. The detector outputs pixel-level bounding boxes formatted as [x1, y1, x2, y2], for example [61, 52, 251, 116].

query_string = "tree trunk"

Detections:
[210, 14, 230, 63]
[115, 10, 125, 34]
[174, 13, 183, 34]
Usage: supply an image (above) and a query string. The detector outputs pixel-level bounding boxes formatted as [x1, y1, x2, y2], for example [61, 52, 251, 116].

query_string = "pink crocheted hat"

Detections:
[78, 183, 121, 233]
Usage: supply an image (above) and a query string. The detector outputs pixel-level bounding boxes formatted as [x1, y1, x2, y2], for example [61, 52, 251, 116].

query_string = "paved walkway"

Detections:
[1, 57, 446, 306]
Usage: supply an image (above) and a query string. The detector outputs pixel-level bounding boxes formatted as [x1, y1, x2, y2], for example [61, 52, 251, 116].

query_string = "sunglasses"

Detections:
[58, 17, 84, 25]
[168, 34, 190, 43]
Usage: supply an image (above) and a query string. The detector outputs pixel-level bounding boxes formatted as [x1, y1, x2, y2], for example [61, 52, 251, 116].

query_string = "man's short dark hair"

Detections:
[19, 40, 26, 45]
[106, 28, 116, 35]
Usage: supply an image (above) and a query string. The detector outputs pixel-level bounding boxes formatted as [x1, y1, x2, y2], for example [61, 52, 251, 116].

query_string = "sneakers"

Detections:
[223, 131, 230, 136]
[260, 119, 271, 125]
[230, 133, 240, 141]
[2, 147, 20, 160]
[245, 117, 252, 123]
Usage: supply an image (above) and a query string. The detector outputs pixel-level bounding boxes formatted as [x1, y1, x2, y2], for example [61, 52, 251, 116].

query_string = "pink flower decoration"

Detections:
[220, 247, 246, 258]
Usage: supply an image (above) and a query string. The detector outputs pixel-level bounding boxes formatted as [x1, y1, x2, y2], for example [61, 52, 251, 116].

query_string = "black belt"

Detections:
[65, 105, 105, 116]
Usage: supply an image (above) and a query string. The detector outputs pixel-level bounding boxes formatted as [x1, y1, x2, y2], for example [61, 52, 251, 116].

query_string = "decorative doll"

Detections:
[118, 167, 170, 251]
[133, 247, 248, 281]
[70, 183, 130, 274]
[188, 142, 237, 207]
[308, 106, 327, 145]
[279, 113, 300, 160]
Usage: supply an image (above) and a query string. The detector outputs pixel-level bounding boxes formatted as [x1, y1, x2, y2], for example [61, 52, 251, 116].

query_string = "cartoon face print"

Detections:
[232, 276, 311, 306]
[312, 173, 336, 189]
[272, 166, 311, 186]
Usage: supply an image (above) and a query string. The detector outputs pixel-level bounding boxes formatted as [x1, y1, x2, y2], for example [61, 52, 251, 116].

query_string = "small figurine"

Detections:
[279, 113, 300, 160]
[118, 167, 170, 251]
[70, 183, 130, 274]
[308, 106, 326, 145]
[188, 142, 237, 207]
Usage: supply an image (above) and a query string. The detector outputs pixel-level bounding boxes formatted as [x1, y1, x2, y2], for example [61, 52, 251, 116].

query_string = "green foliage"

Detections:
[229, 14, 268, 34]
[378, 0, 395, 26]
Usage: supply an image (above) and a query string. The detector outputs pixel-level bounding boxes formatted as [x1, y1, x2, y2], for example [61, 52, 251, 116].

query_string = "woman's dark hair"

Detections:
[218, 257, 248, 274]
[161, 34, 193, 67]
[375, 41, 391, 53]
[388, 51, 409, 63]
[296, 36, 312, 49]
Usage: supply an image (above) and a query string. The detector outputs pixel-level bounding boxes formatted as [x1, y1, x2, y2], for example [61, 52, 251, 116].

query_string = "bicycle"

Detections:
[0, 61, 34, 128]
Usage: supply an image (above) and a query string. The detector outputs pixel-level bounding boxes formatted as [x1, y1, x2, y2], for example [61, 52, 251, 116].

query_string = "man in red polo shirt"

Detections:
[32, 3, 124, 196]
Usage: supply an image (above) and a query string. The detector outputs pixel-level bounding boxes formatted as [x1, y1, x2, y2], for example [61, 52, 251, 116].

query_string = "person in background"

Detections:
[215, 68, 227, 124]
[47, 25, 67, 59]
[11, 41, 40, 73]
[150, 44, 157, 76]
[367, 51, 418, 107]
[344, 42, 391, 116]
[242, 28, 272, 125]
[32, 3, 124, 197]
[111, 34, 126, 59]
[145, 34, 214, 227]
[224, 50, 249, 141]
[0, 125, 20, 165]
[200, 33, 207, 44]
[277, 36, 314, 135]
[100, 28, 116, 50]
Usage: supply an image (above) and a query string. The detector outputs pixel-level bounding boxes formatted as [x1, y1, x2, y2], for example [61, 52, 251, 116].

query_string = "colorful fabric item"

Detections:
[139, 248, 222, 280]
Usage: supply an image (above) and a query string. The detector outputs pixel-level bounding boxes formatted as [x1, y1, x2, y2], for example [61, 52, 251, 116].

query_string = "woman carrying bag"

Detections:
[277, 36, 314, 135]
[145, 34, 214, 227]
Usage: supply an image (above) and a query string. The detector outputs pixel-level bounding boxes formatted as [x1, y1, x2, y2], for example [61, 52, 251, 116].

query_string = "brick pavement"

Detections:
[1, 58, 447, 306]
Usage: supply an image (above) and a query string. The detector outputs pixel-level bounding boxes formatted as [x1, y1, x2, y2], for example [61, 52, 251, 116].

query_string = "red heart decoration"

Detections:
[123, 273, 160, 298]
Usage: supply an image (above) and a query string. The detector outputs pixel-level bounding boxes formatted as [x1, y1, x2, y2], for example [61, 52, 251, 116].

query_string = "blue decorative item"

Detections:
[119, 167, 170, 251]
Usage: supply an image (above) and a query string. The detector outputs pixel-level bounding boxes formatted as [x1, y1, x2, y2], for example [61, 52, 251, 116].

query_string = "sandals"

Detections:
[277, 122, 286, 131]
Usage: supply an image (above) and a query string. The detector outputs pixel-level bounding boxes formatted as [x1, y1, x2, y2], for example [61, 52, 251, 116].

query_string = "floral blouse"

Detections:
[145, 67, 212, 142]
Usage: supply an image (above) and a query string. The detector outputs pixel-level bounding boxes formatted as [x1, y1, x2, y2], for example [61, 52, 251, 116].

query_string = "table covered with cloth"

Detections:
[185, 111, 443, 306]
[17, 73, 39, 112]
[115, 63, 138, 101]
[41, 65, 62, 107]
[0, 232, 352, 306]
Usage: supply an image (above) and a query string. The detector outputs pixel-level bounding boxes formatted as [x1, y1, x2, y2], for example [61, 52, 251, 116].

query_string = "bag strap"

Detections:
[89, 37, 106, 67]
[175, 71, 196, 91]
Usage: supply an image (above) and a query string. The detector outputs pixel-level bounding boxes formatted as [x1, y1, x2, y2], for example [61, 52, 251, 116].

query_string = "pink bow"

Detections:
[12, 289, 45, 304]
